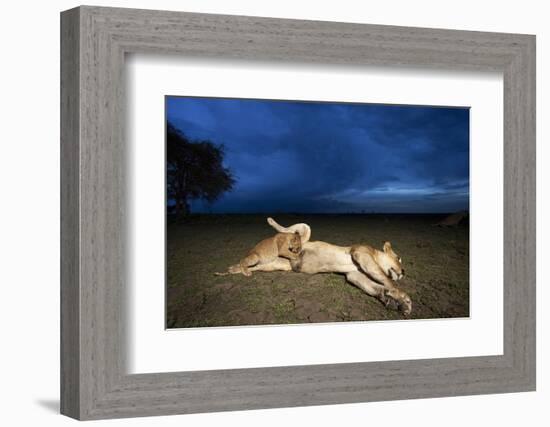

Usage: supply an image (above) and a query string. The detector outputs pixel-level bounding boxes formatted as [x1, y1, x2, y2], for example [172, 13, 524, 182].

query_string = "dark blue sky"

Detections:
[166, 96, 469, 213]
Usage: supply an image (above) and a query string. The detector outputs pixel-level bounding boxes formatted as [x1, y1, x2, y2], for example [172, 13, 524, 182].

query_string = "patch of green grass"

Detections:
[273, 299, 297, 323]
[240, 286, 267, 314]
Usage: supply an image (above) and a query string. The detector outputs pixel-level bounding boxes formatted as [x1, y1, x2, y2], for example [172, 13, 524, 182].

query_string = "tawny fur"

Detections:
[214, 232, 301, 277]
[230, 218, 413, 315]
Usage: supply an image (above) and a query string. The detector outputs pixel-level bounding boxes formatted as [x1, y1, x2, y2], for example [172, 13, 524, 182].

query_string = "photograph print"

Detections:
[166, 96, 470, 329]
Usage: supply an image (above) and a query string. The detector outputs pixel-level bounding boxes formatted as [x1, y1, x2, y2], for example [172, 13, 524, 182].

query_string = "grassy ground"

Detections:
[166, 214, 469, 328]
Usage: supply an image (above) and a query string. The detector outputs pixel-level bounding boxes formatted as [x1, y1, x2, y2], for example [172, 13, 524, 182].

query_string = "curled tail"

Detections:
[267, 217, 311, 244]
[267, 217, 287, 233]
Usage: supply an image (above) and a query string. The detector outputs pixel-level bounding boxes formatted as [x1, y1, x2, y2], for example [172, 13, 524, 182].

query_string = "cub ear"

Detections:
[294, 231, 300, 236]
[383, 241, 392, 253]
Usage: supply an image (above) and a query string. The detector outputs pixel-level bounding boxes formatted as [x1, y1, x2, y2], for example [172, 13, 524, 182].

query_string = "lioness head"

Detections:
[379, 241, 404, 280]
[288, 231, 302, 254]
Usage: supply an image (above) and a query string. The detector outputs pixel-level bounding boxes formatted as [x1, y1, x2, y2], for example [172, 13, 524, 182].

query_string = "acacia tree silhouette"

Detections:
[167, 122, 235, 216]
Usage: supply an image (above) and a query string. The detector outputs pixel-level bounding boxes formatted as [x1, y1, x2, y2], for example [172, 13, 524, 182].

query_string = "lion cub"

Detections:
[215, 232, 302, 277]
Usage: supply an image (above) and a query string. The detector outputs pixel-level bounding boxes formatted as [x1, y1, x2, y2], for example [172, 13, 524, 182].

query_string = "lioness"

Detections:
[433, 210, 468, 227]
[216, 218, 412, 315]
[215, 231, 302, 277]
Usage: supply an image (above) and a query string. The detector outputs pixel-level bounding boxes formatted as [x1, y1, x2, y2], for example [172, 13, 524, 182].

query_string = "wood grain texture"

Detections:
[60, 6, 536, 420]
[60, 7, 80, 419]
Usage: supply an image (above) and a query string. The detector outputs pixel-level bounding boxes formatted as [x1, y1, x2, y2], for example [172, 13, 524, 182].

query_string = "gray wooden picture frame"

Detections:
[60, 5, 536, 421]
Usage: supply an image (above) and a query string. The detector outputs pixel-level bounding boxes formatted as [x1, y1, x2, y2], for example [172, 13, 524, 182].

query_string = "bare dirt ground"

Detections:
[166, 214, 469, 328]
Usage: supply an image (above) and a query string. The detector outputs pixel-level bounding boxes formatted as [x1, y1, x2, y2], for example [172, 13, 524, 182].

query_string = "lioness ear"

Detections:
[383, 241, 392, 253]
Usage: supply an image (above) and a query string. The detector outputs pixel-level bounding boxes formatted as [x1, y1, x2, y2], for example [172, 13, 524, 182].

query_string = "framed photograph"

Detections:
[164, 97, 470, 328]
[61, 6, 535, 420]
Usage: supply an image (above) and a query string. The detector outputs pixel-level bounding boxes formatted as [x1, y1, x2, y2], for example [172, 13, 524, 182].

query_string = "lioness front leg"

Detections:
[345, 271, 387, 304]
[239, 253, 260, 277]
[350, 247, 395, 289]
[350, 247, 412, 315]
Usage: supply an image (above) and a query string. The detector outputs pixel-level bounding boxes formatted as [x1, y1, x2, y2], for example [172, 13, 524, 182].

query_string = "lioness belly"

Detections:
[295, 241, 356, 274]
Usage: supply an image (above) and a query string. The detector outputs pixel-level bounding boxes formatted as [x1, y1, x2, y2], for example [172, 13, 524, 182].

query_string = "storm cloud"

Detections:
[166, 96, 469, 213]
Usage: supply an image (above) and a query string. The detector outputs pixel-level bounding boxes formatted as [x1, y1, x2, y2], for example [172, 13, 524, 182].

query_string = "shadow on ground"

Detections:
[35, 399, 59, 414]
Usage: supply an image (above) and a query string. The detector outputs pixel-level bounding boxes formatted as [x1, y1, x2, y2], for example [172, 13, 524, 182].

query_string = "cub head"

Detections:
[288, 231, 302, 254]
[380, 241, 404, 280]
